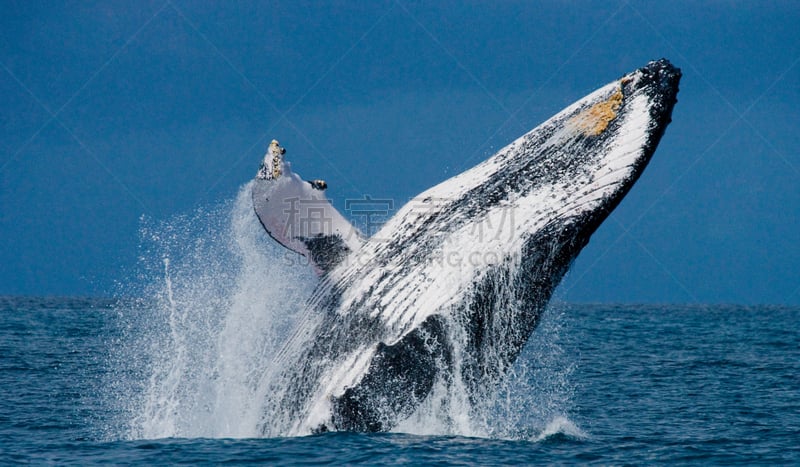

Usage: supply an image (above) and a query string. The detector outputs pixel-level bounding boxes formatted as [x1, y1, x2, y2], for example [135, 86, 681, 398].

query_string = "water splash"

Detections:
[110, 183, 578, 440]
[531, 415, 588, 442]
[393, 303, 577, 439]
[112, 183, 315, 439]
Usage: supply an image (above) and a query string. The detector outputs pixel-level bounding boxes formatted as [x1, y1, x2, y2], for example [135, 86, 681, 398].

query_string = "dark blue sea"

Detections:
[2, 296, 798, 465]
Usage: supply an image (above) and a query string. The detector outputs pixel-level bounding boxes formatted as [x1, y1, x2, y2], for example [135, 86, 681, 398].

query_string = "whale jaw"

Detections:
[260, 60, 681, 435]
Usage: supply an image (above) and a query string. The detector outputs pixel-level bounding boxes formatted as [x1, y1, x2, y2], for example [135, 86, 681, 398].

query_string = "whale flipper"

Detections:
[252, 140, 363, 274]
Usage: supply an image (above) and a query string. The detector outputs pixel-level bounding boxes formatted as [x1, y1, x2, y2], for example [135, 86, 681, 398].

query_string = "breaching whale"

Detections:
[251, 59, 681, 435]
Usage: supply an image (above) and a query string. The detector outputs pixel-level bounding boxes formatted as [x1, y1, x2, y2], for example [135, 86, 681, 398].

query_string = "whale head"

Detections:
[260, 60, 681, 435]
[326, 58, 681, 338]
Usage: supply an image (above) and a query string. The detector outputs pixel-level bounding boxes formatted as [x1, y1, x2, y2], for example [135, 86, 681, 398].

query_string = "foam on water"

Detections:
[387, 303, 576, 439]
[110, 182, 579, 440]
[531, 415, 588, 442]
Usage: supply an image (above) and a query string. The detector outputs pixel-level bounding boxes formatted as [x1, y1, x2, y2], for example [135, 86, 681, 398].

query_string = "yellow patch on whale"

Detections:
[569, 82, 624, 136]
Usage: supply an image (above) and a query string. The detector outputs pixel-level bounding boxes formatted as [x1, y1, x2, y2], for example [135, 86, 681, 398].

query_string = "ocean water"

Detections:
[2, 297, 798, 465]
[2, 190, 798, 464]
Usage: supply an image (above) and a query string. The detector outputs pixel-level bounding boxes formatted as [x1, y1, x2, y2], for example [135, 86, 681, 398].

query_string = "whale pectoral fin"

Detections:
[252, 175, 364, 274]
[330, 315, 452, 432]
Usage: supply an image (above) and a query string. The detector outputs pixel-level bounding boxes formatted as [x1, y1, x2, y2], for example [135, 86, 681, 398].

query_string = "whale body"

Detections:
[251, 60, 681, 435]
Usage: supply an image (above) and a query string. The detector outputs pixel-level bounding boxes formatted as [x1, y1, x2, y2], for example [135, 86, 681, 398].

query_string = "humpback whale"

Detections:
[251, 59, 680, 435]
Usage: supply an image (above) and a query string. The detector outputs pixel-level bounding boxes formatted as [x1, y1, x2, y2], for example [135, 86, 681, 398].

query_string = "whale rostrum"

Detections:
[252, 59, 681, 434]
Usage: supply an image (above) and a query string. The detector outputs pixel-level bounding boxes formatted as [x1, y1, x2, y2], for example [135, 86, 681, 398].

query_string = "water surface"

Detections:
[1, 297, 797, 464]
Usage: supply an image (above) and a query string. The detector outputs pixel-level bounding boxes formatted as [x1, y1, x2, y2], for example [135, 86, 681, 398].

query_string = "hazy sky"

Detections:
[1, 1, 798, 304]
